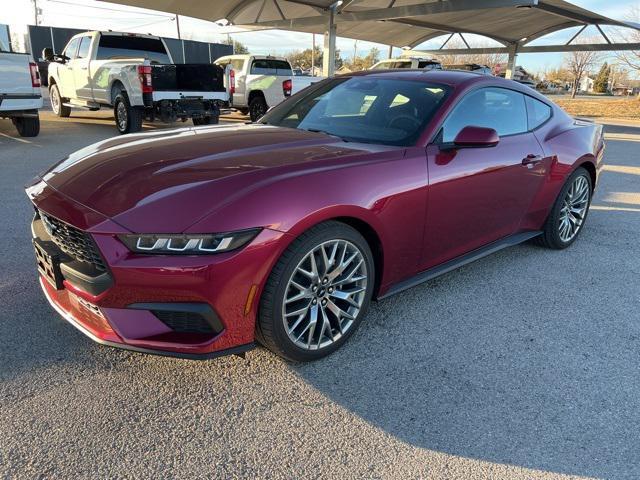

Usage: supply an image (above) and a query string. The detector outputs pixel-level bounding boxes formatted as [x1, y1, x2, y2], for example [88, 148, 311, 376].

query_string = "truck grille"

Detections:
[39, 211, 107, 272]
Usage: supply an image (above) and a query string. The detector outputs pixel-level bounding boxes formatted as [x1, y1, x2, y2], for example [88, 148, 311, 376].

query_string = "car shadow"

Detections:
[290, 230, 640, 478]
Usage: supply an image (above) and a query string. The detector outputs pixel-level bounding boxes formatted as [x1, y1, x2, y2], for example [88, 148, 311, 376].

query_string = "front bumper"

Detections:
[30, 206, 287, 359]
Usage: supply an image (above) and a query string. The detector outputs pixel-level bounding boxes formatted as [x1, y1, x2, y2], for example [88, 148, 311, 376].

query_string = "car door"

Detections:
[73, 35, 93, 100]
[57, 37, 79, 99]
[422, 87, 547, 269]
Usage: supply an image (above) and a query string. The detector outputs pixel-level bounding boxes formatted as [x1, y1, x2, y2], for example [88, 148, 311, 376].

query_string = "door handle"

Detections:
[80, 66, 88, 70]
[522, 154, 543, 166]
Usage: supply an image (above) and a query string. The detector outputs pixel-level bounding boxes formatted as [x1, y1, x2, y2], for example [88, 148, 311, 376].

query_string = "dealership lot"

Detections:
[1, 111, 639, 479]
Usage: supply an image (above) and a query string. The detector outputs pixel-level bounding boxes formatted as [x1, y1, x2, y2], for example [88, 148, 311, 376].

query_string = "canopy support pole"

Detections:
[505, 43, 518, 80]
[323, 4, 337, 77]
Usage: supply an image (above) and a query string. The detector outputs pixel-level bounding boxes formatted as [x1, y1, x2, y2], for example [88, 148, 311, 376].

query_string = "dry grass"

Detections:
[551, 97, 640, 119]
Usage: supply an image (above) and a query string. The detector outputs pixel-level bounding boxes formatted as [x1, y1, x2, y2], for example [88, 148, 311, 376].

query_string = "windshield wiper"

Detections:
[303, 128, 348, 142]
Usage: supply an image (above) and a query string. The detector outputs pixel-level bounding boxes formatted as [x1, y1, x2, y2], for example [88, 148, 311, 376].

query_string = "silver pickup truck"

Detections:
[45, 31, 230, 134]
[0, 26, 43, 137]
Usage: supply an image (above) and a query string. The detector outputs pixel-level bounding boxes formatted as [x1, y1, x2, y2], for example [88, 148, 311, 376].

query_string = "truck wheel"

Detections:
[13, 115, 40, 137]
[114, 92, 143, 134]
[192, 117, 212, 126]
[50, 84, 70, 117]
[249, 96, 268, 122]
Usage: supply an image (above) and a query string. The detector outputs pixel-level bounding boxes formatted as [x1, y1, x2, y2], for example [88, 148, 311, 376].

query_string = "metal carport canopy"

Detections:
[102, 0, 640, 76]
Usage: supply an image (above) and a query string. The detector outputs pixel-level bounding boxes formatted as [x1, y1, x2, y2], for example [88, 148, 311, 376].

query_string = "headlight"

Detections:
[118, 229, 261, 255]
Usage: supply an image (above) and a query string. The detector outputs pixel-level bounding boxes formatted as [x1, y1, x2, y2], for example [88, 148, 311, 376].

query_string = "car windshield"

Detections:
[260, 76, 449, 146]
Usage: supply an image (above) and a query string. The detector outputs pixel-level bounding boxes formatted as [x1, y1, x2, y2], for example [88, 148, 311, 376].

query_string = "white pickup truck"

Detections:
[45, 31, 230, 134]
[214, 54, 292, 121]
[0, 26, 43, 137]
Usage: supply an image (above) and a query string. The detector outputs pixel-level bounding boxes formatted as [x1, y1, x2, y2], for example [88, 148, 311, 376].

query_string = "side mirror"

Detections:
[452, 126, 499, 148]
[42, 47, 54, 62]
[53, 54, 69, 64]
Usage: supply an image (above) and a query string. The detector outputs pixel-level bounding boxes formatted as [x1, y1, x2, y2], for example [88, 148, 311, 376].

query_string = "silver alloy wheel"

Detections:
[116, 101, 128, 131]
[50, 86, 60, 114]
[282, 239, 368, 351]
[558, 174, 590, 242]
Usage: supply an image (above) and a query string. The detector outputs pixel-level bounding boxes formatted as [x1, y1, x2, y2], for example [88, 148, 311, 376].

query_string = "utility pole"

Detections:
[353, 39, 358, 64]
[311, 33, 315, 76]
[33, 0, 39, 26]
[388, 45, 393, 59]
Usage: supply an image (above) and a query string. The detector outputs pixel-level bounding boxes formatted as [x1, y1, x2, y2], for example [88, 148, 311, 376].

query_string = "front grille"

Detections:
[39, 211, 107, 272]
[152, 310, 216, 334]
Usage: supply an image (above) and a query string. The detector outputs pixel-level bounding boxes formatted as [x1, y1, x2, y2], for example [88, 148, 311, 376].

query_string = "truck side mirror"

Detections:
[42, 47, 54, 62]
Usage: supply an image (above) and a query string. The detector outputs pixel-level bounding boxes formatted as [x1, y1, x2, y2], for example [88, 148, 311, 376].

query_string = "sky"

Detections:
[2, 0, 638, 73]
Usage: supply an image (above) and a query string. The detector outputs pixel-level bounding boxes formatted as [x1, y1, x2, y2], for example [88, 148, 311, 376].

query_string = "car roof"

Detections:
[216, 54, 289, 61]
[344, 68, 533, 91]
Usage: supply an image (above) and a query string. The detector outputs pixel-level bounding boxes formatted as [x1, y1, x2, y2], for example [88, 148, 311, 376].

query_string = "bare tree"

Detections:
[614, 6, 640, 93]
[563, 41, 602, 98]
[434, 39, 507, 69]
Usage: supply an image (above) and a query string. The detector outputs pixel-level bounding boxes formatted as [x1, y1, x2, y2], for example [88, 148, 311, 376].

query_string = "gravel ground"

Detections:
[1, 111, 639, 480]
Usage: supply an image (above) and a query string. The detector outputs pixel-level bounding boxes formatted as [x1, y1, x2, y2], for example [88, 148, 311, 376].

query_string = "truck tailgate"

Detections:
[0, 53, 35, 95]
[152, 64, 225, 92]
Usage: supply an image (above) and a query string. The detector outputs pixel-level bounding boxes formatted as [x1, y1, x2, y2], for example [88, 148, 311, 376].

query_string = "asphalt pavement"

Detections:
[1, 110, 639, 479]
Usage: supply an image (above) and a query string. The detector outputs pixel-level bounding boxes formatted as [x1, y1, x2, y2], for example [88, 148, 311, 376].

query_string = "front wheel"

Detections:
[257, 221, 375, 362]
[536, 167, 592, 249]
[49, 84, 70, 117]
[113, 92, 143, 134]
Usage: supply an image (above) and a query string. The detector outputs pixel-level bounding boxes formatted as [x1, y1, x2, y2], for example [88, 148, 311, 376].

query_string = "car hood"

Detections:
[39, 124, 382, 232]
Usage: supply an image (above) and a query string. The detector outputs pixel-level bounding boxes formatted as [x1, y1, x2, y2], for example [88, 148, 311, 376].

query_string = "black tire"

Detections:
[192, 117, 209, 126]
[192, 112, 219, 126]
[13, 115, 40, 137]
[249, 95, 268, 122]
[49, 84, 70, 117]
[113, 92, 143, 134]
[257, 221, 375, 362]
[535, 166, 592, 249]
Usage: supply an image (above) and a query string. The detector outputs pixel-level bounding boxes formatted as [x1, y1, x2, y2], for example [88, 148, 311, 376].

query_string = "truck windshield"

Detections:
[96, 35, 170, 64]
[261, 77, 449, 146]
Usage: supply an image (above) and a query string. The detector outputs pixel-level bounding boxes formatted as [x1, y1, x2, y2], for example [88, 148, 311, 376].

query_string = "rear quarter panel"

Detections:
[519, 107, 603, 231]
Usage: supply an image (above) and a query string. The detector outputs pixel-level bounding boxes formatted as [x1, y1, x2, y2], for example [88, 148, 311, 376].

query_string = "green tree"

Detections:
[593, 62, 610, 93]
[221, 38, 249, 54]
[344, 47, 381, 71]
[286, 46, 342, 73]
[286, 46, 323, 71]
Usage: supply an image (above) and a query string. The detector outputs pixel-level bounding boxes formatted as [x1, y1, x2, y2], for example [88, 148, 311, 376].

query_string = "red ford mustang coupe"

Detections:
[27, 70, 604, 361]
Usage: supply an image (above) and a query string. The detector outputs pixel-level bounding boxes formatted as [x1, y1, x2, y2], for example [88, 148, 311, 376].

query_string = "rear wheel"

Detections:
[49, 84, 70, 117]
[192, 109, 219, 126]
[249, 95, 267, 122]
[114, 92, 143, 134]
[13, 115, 40, 137]
[257, 221, 375, 362]
[536, 167, 592, 249]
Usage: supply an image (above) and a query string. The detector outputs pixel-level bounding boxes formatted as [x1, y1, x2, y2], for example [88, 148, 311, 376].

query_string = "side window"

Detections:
[442, 87, 527, 142]
[63, 37, 80, 58]
[0, 25, 10, 52]
[76, 36, 91, 59]
[231, 59, 245, 71]
[525, 95, 552, 130]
